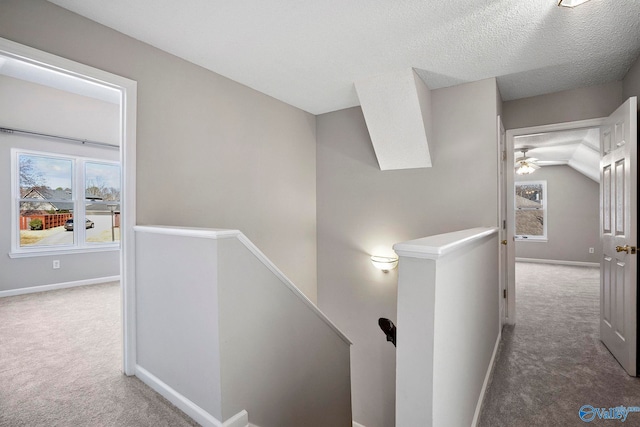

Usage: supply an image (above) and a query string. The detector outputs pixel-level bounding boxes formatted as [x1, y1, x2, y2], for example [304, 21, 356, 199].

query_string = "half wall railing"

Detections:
[393, 227, 500, 427]
[134, 225, 352, 427]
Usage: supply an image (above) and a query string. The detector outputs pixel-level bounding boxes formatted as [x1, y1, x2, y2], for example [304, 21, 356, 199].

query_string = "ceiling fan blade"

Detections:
[515, 156, 540, 164]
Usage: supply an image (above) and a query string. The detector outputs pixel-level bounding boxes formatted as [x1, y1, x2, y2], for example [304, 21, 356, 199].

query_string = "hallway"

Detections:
[478, 263, 640, 426]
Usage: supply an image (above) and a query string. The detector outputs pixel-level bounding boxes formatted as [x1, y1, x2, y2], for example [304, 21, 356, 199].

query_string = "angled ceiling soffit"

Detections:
[355, 68, 432, 171]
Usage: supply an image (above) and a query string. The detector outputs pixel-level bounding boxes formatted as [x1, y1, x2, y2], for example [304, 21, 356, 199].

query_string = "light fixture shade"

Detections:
[515, 162, 536, 175]
[558, 0, 591, 7]
[371, 255, 399, 272]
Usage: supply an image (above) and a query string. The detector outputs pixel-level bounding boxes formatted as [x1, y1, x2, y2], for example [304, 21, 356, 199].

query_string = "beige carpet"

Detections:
[0, 283, 198, 427]
[478, 262, 640, 426]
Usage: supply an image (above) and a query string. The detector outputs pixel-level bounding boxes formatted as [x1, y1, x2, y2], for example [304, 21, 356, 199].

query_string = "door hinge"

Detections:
[503, 220, 506, 230]
[502, 151, 507, 161]
[503, 289, 507, 299]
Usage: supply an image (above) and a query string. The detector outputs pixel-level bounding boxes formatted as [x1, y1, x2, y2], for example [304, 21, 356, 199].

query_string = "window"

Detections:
[515, 181, 547, 241]
[13, 150, 120, 256]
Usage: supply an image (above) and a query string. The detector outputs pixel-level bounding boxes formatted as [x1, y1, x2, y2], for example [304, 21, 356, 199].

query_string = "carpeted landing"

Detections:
[0, 283, 198, 427]
[478, 263, 640, 426]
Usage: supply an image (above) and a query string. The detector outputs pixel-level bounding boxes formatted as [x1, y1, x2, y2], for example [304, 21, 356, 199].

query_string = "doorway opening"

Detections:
[503, 117, 605, 327]
[0, 37, 137, 374]
[504, 97, 638, 376]
[509, 126, 602, 342]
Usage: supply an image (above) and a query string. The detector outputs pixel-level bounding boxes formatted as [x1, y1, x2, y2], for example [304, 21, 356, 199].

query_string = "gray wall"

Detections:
[219, 238, 351, 427]
[317, 78, 500, 427]
[502, 81, 623, 130]
[0, 0, 318, 300]
[623, 54, 640, 102]
[515, 166, 600, 264]
[0, 75, 120, 291]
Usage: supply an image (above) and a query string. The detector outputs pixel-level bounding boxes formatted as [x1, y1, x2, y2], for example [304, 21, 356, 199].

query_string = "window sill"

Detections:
[515, 237, 548, 243]
[9, 245, 120, 258]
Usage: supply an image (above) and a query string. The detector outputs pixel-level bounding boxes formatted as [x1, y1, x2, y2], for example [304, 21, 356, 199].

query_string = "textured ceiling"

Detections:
[48, 0, 640, 114]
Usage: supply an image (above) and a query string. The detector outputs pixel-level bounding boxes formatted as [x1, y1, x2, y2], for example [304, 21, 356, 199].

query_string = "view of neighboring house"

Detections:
[19, 187, 73, 230]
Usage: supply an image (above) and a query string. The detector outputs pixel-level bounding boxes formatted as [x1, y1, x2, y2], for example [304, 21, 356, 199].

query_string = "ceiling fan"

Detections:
[515, 148, 540, 175]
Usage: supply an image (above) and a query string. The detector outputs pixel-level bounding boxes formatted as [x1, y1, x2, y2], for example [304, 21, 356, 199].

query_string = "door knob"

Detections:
[501, 240, 507, 245]
[616, 245, 637, 254]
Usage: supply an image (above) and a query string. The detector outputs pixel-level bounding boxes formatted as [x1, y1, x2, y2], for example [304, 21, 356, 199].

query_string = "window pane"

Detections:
[85, 202, 120, 243]
[85, 162, 120, 244]
[516, 209, 544, 237]
[19, 154, 73, 199]
[85, 162, 120, 202]
[18, 154, 74, 248]
[515, 183, 543, 209]
[19, 202, 74, 247]
[515, 182, 546, 238]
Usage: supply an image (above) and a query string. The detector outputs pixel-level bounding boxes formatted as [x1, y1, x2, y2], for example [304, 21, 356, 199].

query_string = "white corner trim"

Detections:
[516, 257, 599, 268]
[135, 365, 224, 427]
[353, 422, 368, 427]
[223, 410, 249, 427]
[235, 233, 352, 345]
[0, 275, 120, 298]
[471, 329, 502, 427]
[134, 225, 241, 240]
[394, 227, 498, 260]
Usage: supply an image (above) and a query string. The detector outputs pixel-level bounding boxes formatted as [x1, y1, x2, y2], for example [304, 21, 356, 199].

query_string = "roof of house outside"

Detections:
[21, 187, 120, 212]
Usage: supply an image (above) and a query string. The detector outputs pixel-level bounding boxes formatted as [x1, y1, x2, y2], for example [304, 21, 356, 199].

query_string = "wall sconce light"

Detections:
[371, 255, 399, 273]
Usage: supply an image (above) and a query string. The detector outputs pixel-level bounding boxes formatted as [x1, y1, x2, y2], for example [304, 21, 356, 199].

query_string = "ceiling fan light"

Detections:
[516, 162, 536, 175]
[558, 0, 591, 8]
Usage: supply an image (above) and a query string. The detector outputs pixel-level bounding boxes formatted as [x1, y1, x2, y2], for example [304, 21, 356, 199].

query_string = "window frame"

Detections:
[514, 180, 548, 242]
[10, 148, 121, 257]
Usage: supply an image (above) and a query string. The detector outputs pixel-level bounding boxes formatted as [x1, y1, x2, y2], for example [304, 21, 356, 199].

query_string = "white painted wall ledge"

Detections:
[393, 227, 498, 260]
[134, 225, 241, 239]
[134, 225, 351, 345]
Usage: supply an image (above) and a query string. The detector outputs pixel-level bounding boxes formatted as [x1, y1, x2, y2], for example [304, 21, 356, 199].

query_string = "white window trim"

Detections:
[514, 180, 548, 242]
[11, 148, 121, 257]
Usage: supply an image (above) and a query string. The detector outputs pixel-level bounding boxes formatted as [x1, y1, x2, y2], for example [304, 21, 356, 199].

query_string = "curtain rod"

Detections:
[0, 126, 119, 150]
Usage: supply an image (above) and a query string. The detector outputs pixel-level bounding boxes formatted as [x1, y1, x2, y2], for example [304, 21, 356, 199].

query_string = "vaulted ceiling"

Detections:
[515, 127, 601, 182]
[48, 0, 640, 115]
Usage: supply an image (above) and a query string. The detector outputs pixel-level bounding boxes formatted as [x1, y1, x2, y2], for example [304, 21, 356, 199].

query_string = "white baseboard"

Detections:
[0, 275, 120, 298]
[135, 365, 249, 427]
[136, 365, 224, 427]
[224, 410, 249, 427]
[516, 257, 599, 268]
[471, 329, 501, 427]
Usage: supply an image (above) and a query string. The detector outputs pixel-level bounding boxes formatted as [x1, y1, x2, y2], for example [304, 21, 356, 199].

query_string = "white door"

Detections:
[600, 97, 637, 376]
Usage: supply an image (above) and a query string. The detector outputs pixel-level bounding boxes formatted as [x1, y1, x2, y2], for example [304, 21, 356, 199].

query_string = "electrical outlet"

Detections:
[53, 260, 60, 269]
[589, 248, 595, 254]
